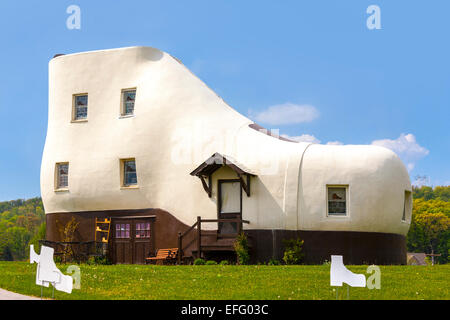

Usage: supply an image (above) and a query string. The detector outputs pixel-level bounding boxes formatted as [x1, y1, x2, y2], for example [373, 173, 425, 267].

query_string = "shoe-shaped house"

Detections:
[41, 46, 412, 264]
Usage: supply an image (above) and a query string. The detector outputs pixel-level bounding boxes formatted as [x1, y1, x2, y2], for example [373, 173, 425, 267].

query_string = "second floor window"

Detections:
[122, 89, 136, 116]
[73, 94, 88, 120]
[123, 159, 137, 186]
[57, 163, 69, 189]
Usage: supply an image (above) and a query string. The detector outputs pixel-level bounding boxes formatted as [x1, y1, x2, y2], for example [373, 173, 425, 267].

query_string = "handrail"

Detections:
[201, 219, 250, 224]
[177, 216, 250, 264]
[180, 221, 198, 238]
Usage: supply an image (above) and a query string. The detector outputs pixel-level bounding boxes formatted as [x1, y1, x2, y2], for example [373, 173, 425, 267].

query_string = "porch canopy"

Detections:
[190, 152, 256, 197]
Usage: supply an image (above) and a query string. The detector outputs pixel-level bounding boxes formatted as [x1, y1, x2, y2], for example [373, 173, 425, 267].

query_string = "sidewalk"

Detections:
[0, 288, 40, 300]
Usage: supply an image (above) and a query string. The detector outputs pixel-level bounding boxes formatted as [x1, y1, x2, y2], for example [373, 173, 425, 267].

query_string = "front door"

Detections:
[112, 218, 154, 264]
[218, 180, 242, 235]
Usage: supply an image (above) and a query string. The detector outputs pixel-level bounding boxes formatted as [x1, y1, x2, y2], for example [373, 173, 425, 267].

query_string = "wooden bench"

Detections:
[146, 248, 179, 265]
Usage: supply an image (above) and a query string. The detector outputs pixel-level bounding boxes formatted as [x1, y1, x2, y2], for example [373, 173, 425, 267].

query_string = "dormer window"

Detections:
[121, 89, 136, 116]
[73, 94, 88, 121]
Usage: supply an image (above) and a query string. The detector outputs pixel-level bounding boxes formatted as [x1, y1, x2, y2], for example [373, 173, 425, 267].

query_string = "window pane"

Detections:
[74, 95, 88, 120]
[328, 187, 347, 216]
[58, 164, 69, 188]
[220, 182, 241, 213]
[123, 90, 136, 115]
[124, 160, 137, 185]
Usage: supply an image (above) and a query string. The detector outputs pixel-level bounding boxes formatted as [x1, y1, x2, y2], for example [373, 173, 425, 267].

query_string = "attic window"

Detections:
[327, 186, 348, 216]
[121, 89, 136, 116]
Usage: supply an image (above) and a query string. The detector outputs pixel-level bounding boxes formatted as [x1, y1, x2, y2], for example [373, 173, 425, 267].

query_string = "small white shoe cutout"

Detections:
[330, 255, 366, 287]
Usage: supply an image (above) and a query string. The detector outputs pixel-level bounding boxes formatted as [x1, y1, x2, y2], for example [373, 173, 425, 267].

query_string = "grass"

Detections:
[0, 261, 448, 300]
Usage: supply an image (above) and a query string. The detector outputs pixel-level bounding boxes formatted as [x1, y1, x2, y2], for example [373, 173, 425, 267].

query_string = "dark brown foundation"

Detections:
[46, 209, 406, 265]
[245, 229, 406, 265]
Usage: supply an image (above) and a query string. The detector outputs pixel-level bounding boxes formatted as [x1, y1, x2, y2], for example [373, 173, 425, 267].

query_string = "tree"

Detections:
[0, 197, 46, 261]
[414, 213, 450, 264]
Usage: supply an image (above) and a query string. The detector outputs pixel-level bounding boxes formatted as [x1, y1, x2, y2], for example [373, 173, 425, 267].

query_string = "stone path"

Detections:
[0, 288, 40, 300]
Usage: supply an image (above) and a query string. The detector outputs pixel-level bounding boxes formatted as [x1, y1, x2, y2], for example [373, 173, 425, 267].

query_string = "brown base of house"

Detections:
[245, 229, 406, 265]
[46, 209, 406, 265]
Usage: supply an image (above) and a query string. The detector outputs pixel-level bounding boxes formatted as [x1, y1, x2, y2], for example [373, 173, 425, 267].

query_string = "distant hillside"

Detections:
[0, 197, 45, 261]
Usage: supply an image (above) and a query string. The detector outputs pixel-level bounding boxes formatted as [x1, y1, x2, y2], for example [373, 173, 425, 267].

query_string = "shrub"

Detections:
[219, 260, 229, 265]
[206, 260, 218, 265]
[267, 258, 280, 266]
[282, 238, 304, 265]
[87, 255, 111, 265]
[194, 258, 206, 265]
[233, 233, 250, 265]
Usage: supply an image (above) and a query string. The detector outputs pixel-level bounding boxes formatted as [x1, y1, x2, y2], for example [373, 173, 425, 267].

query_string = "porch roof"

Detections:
[190, 152, 256, 177]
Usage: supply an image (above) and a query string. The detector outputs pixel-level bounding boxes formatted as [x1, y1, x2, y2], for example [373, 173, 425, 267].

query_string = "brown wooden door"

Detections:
[112, 218, 154, 264]
[113, 220, 133, 264]
[133, 219, 153, 264]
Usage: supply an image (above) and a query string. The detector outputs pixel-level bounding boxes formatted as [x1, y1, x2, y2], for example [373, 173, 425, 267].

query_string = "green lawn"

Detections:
[0, 261, 448, 300]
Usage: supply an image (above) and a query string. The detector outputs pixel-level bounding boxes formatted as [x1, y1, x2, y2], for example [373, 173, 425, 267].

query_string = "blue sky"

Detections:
[0, 0, 449, 201]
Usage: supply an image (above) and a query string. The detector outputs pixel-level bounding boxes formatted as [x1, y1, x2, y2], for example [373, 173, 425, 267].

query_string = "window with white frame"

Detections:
[122, 159, 137, 186]
[121, 89, 136, 116]
[73, 94, 88, 120]
[327, 186, 347, 216]
[56, 163, 69, 189]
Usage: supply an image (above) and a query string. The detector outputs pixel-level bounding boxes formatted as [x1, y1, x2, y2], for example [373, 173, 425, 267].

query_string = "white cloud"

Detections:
[326, 141, 344, 145]
[281, 134, 321, 144]
[251, 103, 319, 125]
[371, 133, 429, 171]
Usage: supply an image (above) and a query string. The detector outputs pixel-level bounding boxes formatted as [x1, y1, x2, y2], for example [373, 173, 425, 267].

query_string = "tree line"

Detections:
[0, 197, 46, 260]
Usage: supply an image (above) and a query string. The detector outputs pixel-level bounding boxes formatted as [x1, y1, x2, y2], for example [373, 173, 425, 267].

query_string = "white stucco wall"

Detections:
[41, 46, 411, 236]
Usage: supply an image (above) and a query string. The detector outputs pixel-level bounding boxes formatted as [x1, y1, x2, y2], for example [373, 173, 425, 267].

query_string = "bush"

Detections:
[206, 260, 218, 265]
[219, 260, 229, 265]
[86, 255, 111, 265]
[282, 238, 304, 265]
[194, 258, 206, 265]
[267, 258, 280, 266]
[233, 233, 250, 265]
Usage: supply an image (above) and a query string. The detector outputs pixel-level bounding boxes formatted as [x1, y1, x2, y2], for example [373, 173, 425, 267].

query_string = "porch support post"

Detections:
[177, 232, 182, 265]
[197, 216, 202, 259]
